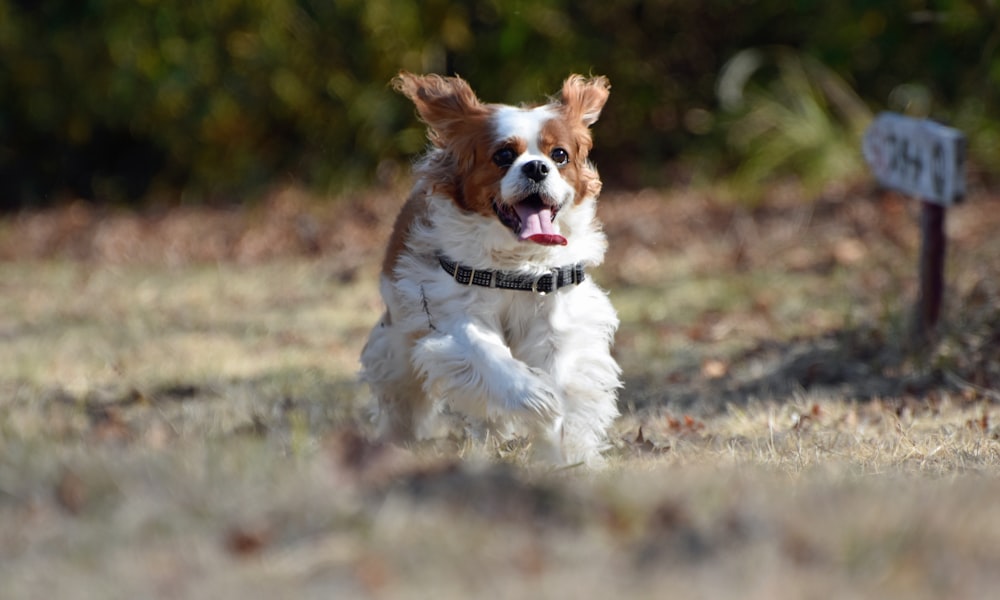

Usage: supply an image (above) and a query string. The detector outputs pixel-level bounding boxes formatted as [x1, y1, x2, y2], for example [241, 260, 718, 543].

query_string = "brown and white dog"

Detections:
[360, 73, 620, 465]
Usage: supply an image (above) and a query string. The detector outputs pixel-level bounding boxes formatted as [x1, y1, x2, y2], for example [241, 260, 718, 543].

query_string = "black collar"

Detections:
[437, 254, 586, 295]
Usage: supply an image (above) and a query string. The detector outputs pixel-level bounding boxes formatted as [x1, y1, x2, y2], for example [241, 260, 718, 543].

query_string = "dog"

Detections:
[360, 72, 620, 465]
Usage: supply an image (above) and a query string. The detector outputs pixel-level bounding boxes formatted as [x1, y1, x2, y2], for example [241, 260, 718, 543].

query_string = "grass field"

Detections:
[2, 185, 999, 598]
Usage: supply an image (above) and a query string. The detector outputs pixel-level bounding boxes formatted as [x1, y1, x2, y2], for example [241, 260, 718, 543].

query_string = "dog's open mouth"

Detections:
[493, 194, 567, 246]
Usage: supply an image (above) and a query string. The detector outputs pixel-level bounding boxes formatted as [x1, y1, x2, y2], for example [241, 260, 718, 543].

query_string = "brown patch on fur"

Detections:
[451, 130, 503, 218]
[556, 75, 610, 202]
[394, 72, 502, 218]
[393, 73, 492, 151]
[381, 190, 430, 279]
[559, 75, 610, 128]
[540, 118, 597, 204]
[457, 135, 528, 215]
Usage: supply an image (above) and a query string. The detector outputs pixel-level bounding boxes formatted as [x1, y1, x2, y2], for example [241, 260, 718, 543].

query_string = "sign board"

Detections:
[862, 112, 967, 206]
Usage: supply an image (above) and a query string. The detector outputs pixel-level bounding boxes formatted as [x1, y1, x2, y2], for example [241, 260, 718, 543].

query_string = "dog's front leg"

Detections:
[411, 318, 564, 427]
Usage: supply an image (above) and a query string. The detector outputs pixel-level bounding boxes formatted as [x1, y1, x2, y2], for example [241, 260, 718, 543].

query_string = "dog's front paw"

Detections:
[502, 367, 563, 424]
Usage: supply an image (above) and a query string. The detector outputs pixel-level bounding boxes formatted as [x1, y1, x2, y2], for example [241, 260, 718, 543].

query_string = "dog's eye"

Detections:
[550, 148, 569, 165]
[492, 147, 516, 168]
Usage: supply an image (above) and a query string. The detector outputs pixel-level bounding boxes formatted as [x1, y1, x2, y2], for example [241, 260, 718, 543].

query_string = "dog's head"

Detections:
[394, 72, 609, 246]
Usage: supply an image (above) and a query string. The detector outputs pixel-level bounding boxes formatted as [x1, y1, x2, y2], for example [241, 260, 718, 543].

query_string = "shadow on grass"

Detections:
[620, 325, 946, 416]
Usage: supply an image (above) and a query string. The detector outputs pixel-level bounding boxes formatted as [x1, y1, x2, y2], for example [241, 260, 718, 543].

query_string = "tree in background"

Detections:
[1, 0, 997, 208]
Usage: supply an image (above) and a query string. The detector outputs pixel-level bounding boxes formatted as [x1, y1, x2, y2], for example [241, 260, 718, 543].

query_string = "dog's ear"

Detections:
[560, 75, 610, 128]
[393, 72, 489, 147]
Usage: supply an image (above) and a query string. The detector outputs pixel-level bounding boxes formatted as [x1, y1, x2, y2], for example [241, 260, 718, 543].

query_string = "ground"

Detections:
[1, 181, 999, 598]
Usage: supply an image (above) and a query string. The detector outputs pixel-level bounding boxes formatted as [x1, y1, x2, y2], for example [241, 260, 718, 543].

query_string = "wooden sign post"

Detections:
[862, 112, 966, 341]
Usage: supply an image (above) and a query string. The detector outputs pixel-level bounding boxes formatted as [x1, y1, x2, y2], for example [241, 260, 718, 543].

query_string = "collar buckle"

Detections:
[531, 268, 560, 295]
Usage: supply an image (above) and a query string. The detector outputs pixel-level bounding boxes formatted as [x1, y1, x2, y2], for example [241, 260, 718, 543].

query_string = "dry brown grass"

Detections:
[2, 184, 999, 598]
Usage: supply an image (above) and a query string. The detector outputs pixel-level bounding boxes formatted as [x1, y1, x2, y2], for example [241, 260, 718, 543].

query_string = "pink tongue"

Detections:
[514, 202, 567, 246]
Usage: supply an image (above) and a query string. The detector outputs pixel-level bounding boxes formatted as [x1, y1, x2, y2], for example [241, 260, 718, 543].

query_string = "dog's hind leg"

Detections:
[360, 311, 436, 441]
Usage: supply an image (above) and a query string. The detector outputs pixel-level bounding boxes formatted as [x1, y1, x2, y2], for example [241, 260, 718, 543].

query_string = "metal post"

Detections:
[913, 201, 946, 340]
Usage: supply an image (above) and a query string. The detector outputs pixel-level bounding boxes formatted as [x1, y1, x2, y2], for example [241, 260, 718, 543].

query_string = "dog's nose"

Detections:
[521, 160, 549, 182]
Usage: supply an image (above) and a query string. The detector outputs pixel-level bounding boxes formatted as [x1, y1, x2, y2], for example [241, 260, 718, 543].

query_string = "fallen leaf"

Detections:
[225, 524, 272, 557]
[665, 414, 706, 434]
[683, 415, 705, 431]
[701, 359, 728, 379]
[967, 411, 989, 432]
[833, 238, 866, 265]
[55, 469, 87, 515]
[354, 555, 392, 593]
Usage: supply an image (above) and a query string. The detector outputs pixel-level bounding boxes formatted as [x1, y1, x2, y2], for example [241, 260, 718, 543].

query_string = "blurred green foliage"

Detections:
[1, 0, 998, 207]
